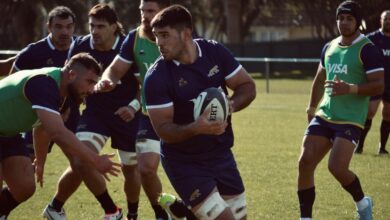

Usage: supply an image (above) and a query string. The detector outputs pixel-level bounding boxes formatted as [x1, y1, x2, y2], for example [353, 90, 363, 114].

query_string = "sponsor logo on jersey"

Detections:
[143, 62, 154, 71]
[382, 49, 390, 56]
[328, 63, 348, 74]
[178, 77, 188, 87]
[189, 189, 201, 202]
[208, 65, 220, 77]
[46, 58, 54, 66]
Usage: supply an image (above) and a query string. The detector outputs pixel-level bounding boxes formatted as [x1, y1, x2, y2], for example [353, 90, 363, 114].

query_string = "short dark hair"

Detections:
[64, 53, 102, 76]
[88, 3, 125, 36]
[48, 6, 75, 24]
[142, 0, 171, 8]
[151, 4, 192, 30]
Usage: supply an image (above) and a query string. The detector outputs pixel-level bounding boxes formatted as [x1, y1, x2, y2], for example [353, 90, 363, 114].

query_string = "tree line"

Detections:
[0, 0, 389, 49]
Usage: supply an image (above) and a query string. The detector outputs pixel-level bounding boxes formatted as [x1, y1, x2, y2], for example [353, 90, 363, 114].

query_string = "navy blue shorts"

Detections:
[136, 114, 159, 141]
[0, 134, 29, 161]
[161, 149, 245, 207]
[305, 116, 362, 144]
[77, 110, 139, 152]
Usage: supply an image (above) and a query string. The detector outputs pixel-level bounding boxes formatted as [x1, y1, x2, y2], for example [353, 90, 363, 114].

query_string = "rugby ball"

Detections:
[193, 87, 229, 121]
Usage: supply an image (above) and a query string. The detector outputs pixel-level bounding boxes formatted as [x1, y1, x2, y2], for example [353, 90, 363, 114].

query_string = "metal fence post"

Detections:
[265, 60, 270, 93]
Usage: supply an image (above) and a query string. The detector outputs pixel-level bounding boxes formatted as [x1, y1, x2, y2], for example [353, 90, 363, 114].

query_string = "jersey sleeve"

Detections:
[14, 45, 35, 71]
[144, 63, 173, 110]
[24, 75, 61, 115]
[213, 41, 242, 80]
[360, 43, 384, 74]
[117, 30, 137, 64]
[320, 43, 330, 69]
[67, 37, 82, 60]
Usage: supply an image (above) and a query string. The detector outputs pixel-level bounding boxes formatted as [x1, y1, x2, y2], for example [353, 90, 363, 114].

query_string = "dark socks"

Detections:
[342, 176, 365, 202]
[358, 119, 372, 150]
[0, 188, 20, 216]
[380, 119, 390, 150]
[297, 187, 315, 218]
[49, 198, 65, 212]
[95, 190, 117, 214]
[152, 204, 169, 219]
[127, 201, 138, 220]
[169, 199, 197, 220]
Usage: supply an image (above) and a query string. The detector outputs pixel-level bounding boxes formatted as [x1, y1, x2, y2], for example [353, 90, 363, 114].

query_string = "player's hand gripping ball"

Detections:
[193, 87, 229, 121]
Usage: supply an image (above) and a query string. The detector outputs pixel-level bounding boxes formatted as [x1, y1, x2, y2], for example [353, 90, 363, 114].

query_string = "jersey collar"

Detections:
[172, 40, 202, 66]
[46, 34, 75, 50]
[337, 33, 365, 46]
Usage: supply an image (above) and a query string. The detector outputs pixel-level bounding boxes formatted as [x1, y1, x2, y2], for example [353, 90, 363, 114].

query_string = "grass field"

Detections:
[8, 79, 390, 219]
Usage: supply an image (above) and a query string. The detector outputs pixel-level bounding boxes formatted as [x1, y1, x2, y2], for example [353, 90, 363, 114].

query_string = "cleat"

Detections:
[378, 148, 389, 155]
[104, 208, 123, 220]
[43, 205, 67, 220]
[355, 147, 363, 154]
[357, 196, 373, 220]
[158, 193, 184, 220]
[126, 213, 137, 220]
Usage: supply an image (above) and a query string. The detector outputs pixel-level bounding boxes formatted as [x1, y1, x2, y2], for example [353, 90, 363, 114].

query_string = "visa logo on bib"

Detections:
[382, 49, 390, 57]
[328, 63, 348, 74]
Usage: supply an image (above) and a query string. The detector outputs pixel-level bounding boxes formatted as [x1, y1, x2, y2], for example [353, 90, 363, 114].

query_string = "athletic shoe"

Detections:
[104, 208, 123, 220]
[126, 213, 137, 220]
[158, 193, 184, 220]
[0, 215, 7, 220]
[354, 146, 363, 154]
[43, 205, 67, 220]
[378, 148, 389, 155]
[357, 196, 373, 220]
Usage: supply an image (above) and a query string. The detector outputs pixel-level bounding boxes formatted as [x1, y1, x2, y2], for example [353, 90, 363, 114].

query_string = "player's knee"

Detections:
[298, 154, 315, 171]
[328, 162, 345, 178]
[118, 149, 138, 166]
[138, 161, 158, 178]
[121, 163, 139, 179]
[225, 193, 247, 220]
[13, 181, 35, 202]
[194, 191, 229, 220]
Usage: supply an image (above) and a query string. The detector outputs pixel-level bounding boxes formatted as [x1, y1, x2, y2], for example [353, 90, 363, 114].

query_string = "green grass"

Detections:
[8, 79, 390, 219]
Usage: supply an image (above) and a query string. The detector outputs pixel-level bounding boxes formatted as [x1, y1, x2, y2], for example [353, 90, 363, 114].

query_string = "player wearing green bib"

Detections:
[297, 1, 384, 220]
[0, 53, 120, 219]
[316, 36, 372, 128]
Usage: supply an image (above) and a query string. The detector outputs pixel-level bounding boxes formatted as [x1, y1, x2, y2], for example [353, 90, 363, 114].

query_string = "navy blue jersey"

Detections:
[14, 35, 74, 71]
[15, 35, 79, 139]
[144, 39, 242, 161]
[367, 30, 390, 86]
[68, 35, 139, 114]
[118, 29, 137, 64]
[320, 35, 384, 74]
[25, 75, 61, 115]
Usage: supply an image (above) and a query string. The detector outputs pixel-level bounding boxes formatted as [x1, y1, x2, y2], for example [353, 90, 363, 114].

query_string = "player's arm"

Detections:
[0, 56, 16, 76]
[225, 67, 256, 113]
[32, 125, 51, 187]
[25, 75, 120, 177]
[147, 106, 227, 144]
[307, 64, 326, 118]
[96, 32, 136, 92]
[96, 57, 132, 92]
[36, 109, 120, 177]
